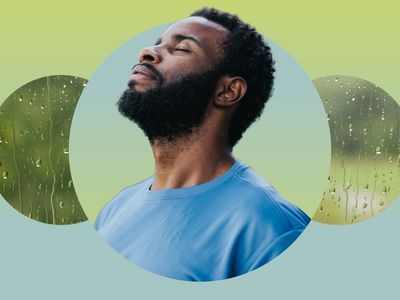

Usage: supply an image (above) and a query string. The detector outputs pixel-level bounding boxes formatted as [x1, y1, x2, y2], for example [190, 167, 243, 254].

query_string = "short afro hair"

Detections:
[190, 7, 276, 148]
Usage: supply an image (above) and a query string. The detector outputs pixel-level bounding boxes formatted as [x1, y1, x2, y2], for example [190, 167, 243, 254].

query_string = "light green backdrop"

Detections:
[1, 1, 399, 299]
[1, 1, 399, 106]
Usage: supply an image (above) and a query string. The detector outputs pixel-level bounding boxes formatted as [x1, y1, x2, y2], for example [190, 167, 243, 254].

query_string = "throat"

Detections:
[150, 136, 235, 190]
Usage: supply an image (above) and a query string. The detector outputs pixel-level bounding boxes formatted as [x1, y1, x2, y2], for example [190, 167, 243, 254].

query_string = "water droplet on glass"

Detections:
[382, 186, 390, 194]
[35, 159, 42, 167]
[59, 201, 64, 208]
[2, 171, 8, 179]
[63, 148, 69, 154]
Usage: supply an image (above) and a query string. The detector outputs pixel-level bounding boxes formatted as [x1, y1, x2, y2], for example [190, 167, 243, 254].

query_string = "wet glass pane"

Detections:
[0, 75, 88, 224]
[313, 76, 399, 224]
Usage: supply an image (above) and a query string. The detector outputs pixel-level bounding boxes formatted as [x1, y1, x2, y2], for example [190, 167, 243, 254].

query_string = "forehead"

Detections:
[161, 16, 229, 53]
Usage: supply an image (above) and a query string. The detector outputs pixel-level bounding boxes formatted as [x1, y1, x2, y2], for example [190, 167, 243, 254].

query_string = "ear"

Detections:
[214, 75, 247, 107]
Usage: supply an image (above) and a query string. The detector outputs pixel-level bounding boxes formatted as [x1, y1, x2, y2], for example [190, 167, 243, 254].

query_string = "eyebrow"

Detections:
[154, 34, 202, 48]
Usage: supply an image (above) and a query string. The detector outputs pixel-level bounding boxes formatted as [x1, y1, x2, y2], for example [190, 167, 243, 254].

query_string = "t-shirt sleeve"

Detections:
[93, 184, 140, 231]
[247, 228, 305, 271]
[94, 204, 108, 231]
[93, 191, 124, 231]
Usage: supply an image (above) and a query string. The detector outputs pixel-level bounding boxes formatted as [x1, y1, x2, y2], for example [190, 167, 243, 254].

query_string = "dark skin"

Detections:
[132, 16, 247, 190]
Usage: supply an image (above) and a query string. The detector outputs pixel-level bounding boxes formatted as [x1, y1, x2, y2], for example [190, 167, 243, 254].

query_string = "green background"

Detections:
[1, 1, 399, 106]
[1, 1, 399, 299]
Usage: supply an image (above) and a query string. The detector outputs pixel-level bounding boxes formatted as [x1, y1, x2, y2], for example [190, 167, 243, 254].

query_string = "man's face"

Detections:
[118, 17, 230, 142]
[128, 17, 229, 92]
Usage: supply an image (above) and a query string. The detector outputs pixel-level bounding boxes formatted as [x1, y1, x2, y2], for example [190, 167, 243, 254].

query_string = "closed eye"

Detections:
[174, 48, 190, 52]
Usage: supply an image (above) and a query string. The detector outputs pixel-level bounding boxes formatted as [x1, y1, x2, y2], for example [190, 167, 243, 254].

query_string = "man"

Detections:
[95, 7, 310, 281]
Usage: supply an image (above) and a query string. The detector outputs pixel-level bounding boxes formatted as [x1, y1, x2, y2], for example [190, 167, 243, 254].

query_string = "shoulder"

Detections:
[231, 164, 311, 232]
[94, 176, 152, 229]
[216, 163, 311, 275]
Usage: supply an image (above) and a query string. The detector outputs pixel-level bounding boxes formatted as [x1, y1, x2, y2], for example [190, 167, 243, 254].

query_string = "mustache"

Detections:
[131, 63, 164, 86]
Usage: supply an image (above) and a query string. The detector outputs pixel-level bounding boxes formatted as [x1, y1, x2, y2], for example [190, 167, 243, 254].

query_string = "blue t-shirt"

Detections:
[95, 160, 310, 281]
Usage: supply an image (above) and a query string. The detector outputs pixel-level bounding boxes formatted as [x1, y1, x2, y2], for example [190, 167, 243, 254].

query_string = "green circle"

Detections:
[313, 75, 400, 224]
[0, 75, 88, 224]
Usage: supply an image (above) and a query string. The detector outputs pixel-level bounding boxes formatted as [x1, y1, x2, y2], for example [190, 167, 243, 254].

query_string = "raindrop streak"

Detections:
[313, 75, 399, 225]
[47, 76, 57, 224]
[0, 75, 88, 224]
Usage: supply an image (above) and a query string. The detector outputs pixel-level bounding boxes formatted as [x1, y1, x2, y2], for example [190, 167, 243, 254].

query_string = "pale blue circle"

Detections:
[70, 24, 330, 222]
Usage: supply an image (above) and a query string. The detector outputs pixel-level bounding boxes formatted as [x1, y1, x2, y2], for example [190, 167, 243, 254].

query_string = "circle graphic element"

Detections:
[313, 75, 399, 224]
[70, 25, 330, 222]
[0, 75, 88, 224]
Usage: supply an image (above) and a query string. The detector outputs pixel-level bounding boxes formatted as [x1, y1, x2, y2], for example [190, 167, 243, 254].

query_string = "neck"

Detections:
[149, 127, 235, 190]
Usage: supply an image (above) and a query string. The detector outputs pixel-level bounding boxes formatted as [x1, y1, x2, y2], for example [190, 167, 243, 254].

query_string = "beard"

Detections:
[117, 67, 221, 143]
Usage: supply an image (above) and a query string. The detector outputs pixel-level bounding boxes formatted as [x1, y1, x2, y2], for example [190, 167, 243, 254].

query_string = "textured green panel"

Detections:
[0, 75, 87, 224]
[313, 76, 400, 224]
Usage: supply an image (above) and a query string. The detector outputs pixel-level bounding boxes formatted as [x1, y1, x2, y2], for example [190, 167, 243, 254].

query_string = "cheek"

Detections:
[162, 61, 206, 84]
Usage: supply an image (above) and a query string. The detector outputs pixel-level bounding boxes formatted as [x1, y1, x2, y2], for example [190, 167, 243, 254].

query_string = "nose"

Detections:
[139, 46, 161, 64]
